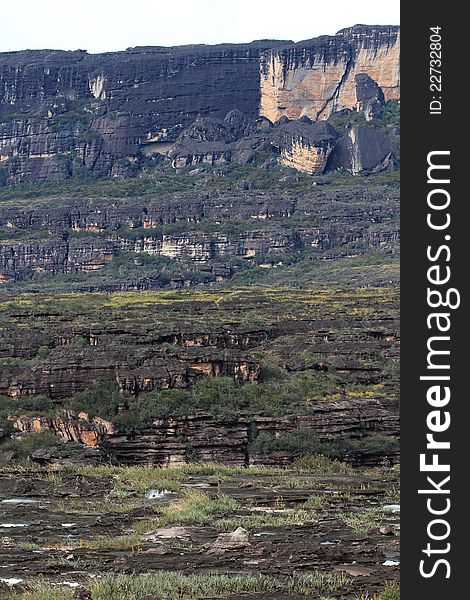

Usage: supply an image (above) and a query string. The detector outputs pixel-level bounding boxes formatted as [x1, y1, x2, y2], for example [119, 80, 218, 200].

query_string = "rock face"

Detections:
[0, 42, 280, 184]
[10, 396, 399, 467]
[326, 125, 395, 175]
[104, 399, 399, 467]
[272, 120, 338, 173]
[355, 73, 385, 121]
[0, 283, 400, 467]
[0, 185, 399, 289]
[13, 410, 114, 447]
[260, 25, 400, 123]
[0, 26, 400, 184]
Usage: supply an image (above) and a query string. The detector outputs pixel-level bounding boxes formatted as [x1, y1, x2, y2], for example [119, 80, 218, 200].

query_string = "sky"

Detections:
[0, 0, 400, 53]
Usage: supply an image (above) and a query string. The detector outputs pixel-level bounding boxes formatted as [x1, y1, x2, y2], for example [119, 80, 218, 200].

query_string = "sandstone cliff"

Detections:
[260, 25, 400, 122]
[0, 26, 399, 184]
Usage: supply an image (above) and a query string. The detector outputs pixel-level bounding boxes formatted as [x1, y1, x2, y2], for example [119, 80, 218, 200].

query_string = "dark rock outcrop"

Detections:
[326, 125, 395, 175]
[355, 73, 385, 121]
[11, 396, 399, 467]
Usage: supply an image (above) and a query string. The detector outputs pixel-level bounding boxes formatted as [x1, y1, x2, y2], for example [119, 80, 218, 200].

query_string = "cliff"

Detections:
[260, 25, 400, 122]
[0, 26, 400, 471]
[0, 26, 400, 184]
[0, 184, 400, 290]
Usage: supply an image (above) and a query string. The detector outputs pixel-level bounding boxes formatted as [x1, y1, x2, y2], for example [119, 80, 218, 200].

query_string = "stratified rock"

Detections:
[231, 134, 272, 165]
[29, 445, 106, 466]
[168, 116, 235, 167]
[13, 410, 114, 447]
[260, 25, 400, 122]
[208, 527, 251, 555]
[272, 121, 338, 174]
[0, 26, 400, 184]
[355, 73, 385, 121]
[326, 125, 395, 175]
[224, 109, 255, 137]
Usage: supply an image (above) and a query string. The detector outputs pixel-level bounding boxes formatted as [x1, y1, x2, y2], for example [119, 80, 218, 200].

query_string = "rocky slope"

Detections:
[0, 287, 399, 467]
[0, 26, 400, 472]
[0, 174, 400, 290]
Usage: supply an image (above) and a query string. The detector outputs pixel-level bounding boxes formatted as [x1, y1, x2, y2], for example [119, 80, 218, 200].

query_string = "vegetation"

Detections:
[89, 571, 352, 599]
[340, 507, 387, 533]
[0, 283, 399, 467]
[356, 582, 400, 600]
[249, 429, 399, 461]
[2, 571, 351, 600]
[0, 430, 59, 466]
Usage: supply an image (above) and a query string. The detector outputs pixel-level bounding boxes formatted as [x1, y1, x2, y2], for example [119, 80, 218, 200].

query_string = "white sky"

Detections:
[0, 0, 400, 53]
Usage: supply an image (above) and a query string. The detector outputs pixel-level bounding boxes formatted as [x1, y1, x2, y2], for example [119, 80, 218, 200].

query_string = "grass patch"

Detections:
[4, 586, 75, 600]
[88, 570, 352, 599]
[83, 533, 141, 550]
[293, 454, 354, 475]
[356, 582, 400, 600]
[302, 495, 327, 509]
[340, 508, 387, 533]
[281, 477, 317, 489]
[215, 509, 315, 532]
[18, 542, 42, 551]
[135, 491, 239, 532]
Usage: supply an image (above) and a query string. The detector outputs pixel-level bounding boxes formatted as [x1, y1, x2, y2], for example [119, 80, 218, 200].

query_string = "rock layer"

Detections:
[0, 26, 400, 183]
[260, 25, 400, 122]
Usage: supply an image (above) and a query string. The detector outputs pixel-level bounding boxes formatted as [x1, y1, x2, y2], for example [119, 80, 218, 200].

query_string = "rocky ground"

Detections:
[0, 463, 399, 599]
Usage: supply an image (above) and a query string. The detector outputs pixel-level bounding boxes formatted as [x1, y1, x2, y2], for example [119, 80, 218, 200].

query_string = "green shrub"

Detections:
[0, 430, 59, 464]
[249, 429, 398, 461]
[36, 345, 51, 360]
[66, 380, 121, 420]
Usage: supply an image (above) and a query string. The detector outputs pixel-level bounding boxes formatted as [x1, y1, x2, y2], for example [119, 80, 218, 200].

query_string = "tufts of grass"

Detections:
[356, 582, 400, 600]
[138, 491, 239, 531]
[18, 542, 43, 551]
[89, 570, 352, 599]
[282, 477, 316, 489]
[83, 490, 240, 545]
[340, 508, 387, 533]
[379, 582, 400, 600]
[301, 495, 327, 509]
[62, 463, 287, 498]
[5, 585, 75, 600]
[83, 533, 141, 550]
[293, 454, 354, 475]
[215, 509, 315, 532]
[66, 464, 185, 496]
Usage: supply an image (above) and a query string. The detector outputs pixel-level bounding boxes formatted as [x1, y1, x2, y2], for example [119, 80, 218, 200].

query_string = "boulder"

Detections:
[272, 121, 338, 174]
[143, 526, 191, 542]
[208, 527, 251, 555]
[326, 125, 395, 175]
